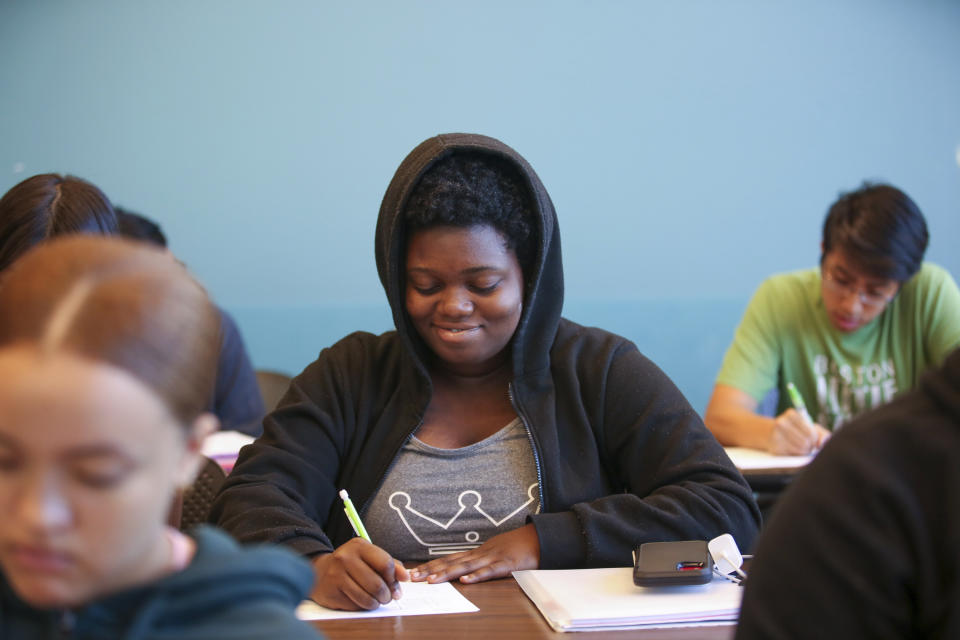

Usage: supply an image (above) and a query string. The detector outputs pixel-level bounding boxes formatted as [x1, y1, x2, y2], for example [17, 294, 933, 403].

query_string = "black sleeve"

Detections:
[532, 344, 762, 568]
[735, 419, 921, 640]
[208, 346, 355, 557]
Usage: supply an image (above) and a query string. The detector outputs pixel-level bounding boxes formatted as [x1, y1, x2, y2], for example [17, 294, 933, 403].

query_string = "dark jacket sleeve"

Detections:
[531, 343, 761, 569]
[208, 346, 354, 557]
[735, 402, 945, 640]
[209, 309, 266, 437]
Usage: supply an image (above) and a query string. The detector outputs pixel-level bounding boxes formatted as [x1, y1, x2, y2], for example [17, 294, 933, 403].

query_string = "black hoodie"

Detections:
[211, 133, 760, 568]
[736, 348, 960, 639]
[0, 526, 320, 639]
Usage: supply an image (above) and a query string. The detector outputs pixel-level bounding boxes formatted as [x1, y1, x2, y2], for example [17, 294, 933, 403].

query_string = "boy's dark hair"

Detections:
[116, 207, 168, 248]
[404, 152, 536, 277]
[0, 173, 117, 272]
[821, 183, 929, 282]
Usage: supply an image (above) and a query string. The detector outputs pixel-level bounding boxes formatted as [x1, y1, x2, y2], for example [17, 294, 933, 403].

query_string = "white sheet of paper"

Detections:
[295, 580, 479, 620]
[723, 446, 814, 471]
[201, 430, 255, 458]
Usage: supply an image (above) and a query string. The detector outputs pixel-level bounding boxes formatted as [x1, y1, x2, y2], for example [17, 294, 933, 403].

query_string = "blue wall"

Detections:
[2, 1, 958, 413]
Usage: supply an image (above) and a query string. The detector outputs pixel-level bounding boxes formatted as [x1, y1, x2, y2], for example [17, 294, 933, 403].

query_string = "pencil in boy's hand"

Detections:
[786, 382, 813, 425]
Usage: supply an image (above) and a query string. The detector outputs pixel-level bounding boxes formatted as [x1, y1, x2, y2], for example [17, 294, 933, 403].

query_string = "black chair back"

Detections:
[180, 456, 227, 531]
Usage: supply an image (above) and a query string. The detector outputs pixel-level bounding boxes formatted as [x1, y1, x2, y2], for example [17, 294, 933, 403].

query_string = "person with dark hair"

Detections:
[115, 205, 168, 246]
[0, 173, 117, 272]
[0, 236, 321, 639]
[113, 207, 266, 437]
[735, 346, 960, 639]
[211, 133, 761, 611]
[0, 179, 265, 437]
[705, 183, 960, 454]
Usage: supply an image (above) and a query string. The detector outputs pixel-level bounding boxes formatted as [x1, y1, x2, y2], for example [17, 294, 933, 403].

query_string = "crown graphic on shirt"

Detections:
[388, 483, 540, 556]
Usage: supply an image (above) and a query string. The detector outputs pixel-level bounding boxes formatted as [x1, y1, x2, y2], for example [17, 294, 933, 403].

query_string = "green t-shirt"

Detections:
[716, 263, 960, 430]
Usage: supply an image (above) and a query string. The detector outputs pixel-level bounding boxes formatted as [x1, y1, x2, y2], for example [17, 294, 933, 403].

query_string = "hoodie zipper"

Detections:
[509, 382, 545, 512]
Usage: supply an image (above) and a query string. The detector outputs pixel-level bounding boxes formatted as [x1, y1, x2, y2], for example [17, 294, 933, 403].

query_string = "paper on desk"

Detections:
[202, 430, 255, 458]
[296, 580, 479, 620]
[513, 567, 742, 632]
[723, 446, 814, 471]
[201, 431, 255, 472]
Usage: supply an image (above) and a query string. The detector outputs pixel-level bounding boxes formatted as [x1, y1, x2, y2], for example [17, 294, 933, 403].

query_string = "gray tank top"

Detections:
[363, 417, 540, 562]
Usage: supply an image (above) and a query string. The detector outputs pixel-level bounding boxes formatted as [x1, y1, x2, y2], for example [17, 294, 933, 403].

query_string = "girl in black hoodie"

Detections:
[212, 133, 761, 611]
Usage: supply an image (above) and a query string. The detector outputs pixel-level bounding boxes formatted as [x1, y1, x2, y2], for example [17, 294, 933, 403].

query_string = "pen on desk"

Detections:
[786, 382, 813, 424]
[340, 489, 371, 542]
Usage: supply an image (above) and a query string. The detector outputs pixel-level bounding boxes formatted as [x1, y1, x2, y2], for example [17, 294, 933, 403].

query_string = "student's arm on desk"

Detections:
[705, 384, 829, 455]
[408, 523, 539, 585]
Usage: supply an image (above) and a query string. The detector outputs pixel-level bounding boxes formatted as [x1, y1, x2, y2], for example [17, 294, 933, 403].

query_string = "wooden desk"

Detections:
[311, 576, 736, 640]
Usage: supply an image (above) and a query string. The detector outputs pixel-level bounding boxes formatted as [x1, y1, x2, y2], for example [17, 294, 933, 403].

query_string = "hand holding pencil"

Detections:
[767, 383, 831, 455]
[309, 489, 409, 611]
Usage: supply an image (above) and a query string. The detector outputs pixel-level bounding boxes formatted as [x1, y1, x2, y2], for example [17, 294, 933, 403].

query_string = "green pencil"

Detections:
[339, 489, 371, 542]
[786, 382, 813, 424]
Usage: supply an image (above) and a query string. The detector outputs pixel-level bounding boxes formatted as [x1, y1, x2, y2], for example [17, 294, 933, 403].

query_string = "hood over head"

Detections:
[375, 133, 563, 379]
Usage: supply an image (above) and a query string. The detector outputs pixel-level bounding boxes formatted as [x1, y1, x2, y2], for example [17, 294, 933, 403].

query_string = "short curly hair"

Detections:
[403, 152, 536, 277]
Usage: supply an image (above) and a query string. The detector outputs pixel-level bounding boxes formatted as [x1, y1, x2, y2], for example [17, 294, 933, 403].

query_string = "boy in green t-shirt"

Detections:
[705, 183, 960, 455]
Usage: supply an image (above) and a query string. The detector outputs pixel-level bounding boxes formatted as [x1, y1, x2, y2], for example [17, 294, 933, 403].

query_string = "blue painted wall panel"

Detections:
[2, 1, 958, 413]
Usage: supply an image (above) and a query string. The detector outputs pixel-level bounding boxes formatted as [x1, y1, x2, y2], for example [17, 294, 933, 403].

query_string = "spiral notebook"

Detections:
[513, 567, 742, 632]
